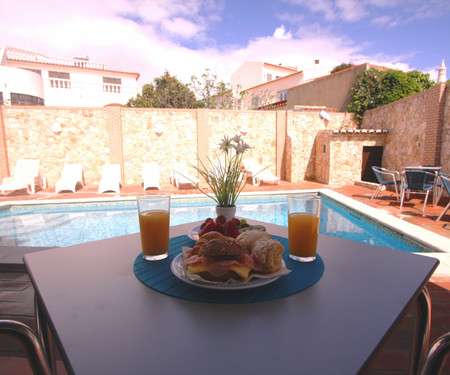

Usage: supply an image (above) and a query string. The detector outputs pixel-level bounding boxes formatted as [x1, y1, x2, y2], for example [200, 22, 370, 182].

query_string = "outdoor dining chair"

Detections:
[0, 319, 52, 375]
[371, 166, 401, 201]
[419, 331, 450, 375]
[436, 173, 450, 222]
[400, 170, 437, 213]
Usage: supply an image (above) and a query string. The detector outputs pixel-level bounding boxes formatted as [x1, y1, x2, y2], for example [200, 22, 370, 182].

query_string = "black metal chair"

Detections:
[400, 170, 436, 212]
[419, 332, 450, 375]
[371, 166, 402, 201]
[436, 173, 450, 222]
[0, 319, 52, 375]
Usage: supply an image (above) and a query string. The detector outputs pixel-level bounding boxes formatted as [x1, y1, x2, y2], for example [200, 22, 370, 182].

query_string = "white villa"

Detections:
[0, 46, 140, 107]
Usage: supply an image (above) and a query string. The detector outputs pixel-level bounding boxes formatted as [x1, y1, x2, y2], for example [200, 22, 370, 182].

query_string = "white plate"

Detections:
[170, 252, 288, 290]
[187, 226, 200, 241]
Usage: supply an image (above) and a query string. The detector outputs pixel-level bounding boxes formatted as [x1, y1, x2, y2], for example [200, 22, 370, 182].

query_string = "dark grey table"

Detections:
[23, 220, 439, 375]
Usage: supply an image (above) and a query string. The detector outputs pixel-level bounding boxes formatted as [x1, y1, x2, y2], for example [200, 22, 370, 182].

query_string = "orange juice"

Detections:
[138, 210, 170, 256]
[288, 213, 319, 258]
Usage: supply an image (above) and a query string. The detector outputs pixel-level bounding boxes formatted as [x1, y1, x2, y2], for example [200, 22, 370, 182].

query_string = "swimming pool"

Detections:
[0, 192, 436, 253]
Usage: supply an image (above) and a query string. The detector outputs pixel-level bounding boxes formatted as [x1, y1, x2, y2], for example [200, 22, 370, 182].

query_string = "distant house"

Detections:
[0, 46, 140, 107]
[229, 62, 304, 109]
[281, 63, 390, 112]
[231, 62, 299, 91]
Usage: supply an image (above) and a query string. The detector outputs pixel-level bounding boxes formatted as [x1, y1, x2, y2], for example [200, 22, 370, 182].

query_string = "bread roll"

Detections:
[236, 230, 270, 250]
[251, 238, 284, 273]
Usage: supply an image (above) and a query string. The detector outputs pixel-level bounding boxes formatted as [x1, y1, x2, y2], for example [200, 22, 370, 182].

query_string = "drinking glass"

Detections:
[287, 194, 321, 262]
[137, 195, 170, 261]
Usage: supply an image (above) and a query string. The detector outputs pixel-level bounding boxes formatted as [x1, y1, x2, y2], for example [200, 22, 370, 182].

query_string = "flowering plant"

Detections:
[192, 135, 251, 207]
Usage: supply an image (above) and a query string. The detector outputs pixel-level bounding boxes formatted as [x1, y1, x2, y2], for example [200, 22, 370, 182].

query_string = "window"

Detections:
[49, 71, 70, 79]
[267, 73, 272, 82]
[10, 93, 44, 105]
[48, 71, 71, 89]
[103, 77, 122, 93]
[277, 89, 287, 101]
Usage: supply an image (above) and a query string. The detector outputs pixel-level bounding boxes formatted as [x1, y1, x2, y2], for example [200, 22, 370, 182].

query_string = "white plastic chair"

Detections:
[170, 163, 199, 189]
[98, 164, 122, 193]
[243, 158, 280, 186]
[55, 164, 84, 194]
[142, 162, 161, 190]
[1, 159, 45, 195]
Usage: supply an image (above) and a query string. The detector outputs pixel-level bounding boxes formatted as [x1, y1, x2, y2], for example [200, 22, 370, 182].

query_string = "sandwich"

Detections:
[182, 230, 285, 282]
[182, 231, 253, 281]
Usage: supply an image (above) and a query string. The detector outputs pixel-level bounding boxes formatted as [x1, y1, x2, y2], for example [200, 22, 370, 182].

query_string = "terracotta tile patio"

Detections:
[0, 180, 449, 374]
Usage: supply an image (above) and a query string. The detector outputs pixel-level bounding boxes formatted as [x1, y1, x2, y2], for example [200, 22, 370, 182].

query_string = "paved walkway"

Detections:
[0, 181, 449, 374]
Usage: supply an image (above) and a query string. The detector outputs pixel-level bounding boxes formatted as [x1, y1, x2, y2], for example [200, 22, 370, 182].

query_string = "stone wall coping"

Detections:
[332, 128, 389, 134]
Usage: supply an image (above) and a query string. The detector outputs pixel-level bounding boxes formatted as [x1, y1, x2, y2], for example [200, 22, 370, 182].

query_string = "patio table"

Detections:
[23, 220, 439, 375]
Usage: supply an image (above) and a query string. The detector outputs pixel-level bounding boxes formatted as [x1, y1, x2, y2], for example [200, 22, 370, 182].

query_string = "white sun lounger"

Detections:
[243, 158, 280, 186]
[1, 159, 46, 195]
[142, 162, 161, 190]
[98, 164, 122, 193]
[170, 163, 199, 189]
[55, 164, 84, 194]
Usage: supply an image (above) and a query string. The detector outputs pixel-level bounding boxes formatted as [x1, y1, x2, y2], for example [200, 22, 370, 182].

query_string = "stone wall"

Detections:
[0, 106, 349, 187]
[363, 83, 449, 173]
[0, 82, 447, 190]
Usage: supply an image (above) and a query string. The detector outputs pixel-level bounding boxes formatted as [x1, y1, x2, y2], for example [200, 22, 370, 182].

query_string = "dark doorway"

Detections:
[361, 146, 383, 182]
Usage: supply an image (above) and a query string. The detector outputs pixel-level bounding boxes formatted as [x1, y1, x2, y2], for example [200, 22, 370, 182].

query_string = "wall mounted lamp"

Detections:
[240, 124, 248, 136]
[319, 110, 331, 122]
[155, 124, 164, 136]
[52, 122, 62, 134]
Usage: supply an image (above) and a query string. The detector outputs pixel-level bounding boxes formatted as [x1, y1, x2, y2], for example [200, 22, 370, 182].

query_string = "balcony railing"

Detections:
[103, 84, 121, 93]
[49, 79, 71, 89]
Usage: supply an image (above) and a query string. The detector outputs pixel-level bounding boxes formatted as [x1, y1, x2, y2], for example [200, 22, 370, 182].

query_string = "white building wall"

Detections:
[0, 47, 140, 107]
[0, 66, 44, 104]
[231, 61, 298, 92]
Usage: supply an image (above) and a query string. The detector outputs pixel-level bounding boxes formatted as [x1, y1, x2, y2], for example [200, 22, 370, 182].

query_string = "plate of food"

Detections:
[187, 226, 201, 241]
[171, 230, 290, 290]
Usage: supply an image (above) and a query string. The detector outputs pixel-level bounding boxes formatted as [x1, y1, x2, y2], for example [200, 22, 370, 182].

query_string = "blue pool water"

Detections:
[0, 194, 431, 252]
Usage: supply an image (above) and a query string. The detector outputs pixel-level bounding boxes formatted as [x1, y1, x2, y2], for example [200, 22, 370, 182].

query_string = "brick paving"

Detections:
[0, 181, 449, 374]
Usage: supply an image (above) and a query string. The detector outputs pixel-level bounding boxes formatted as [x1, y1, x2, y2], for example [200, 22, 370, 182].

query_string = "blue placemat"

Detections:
[133, 234, 324, 304]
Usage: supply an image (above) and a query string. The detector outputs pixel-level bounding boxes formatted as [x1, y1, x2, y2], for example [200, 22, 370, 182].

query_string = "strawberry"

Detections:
[224, 220, 240, 239]
[200, 217, 214, 230]
[230, 218, 240, 227]
[198, 220, 217, 237]
[215, 215, 227, 225]
[214, 222, 225, 235]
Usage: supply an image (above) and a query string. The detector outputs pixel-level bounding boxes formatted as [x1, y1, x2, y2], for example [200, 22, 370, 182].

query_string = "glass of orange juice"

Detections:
[137, 195, 170, 261]
[287, 194, 321, 262]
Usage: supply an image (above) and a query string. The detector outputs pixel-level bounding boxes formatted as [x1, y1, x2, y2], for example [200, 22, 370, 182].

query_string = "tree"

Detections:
[347, 68, 435, 124]
[406, 70, 435, 91]
[330, 63, 354, 74]
[189, 69, 232, 109]
[127, 71, 200, 108]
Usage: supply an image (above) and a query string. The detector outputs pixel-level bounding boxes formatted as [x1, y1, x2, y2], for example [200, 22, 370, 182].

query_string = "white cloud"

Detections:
[336, 0, 367, 22]
[273, 25, 292, 40]
[162, 17, 203, 38]
[371, 15, 398, 28]
[0, 0, 442, 91]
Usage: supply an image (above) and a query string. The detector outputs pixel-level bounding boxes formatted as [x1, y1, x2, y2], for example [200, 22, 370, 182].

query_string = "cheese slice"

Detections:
[188, 263, 251, 281]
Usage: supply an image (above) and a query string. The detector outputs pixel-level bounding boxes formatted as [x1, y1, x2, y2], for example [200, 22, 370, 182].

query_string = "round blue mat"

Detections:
[133, 234, 324, 304]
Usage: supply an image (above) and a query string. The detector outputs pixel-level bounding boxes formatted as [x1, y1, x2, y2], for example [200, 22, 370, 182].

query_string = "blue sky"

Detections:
[0, 0, 448, 86]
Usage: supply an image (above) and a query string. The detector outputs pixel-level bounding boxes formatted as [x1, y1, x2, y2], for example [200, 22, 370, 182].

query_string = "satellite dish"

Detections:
[319, 110, 331, 121]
